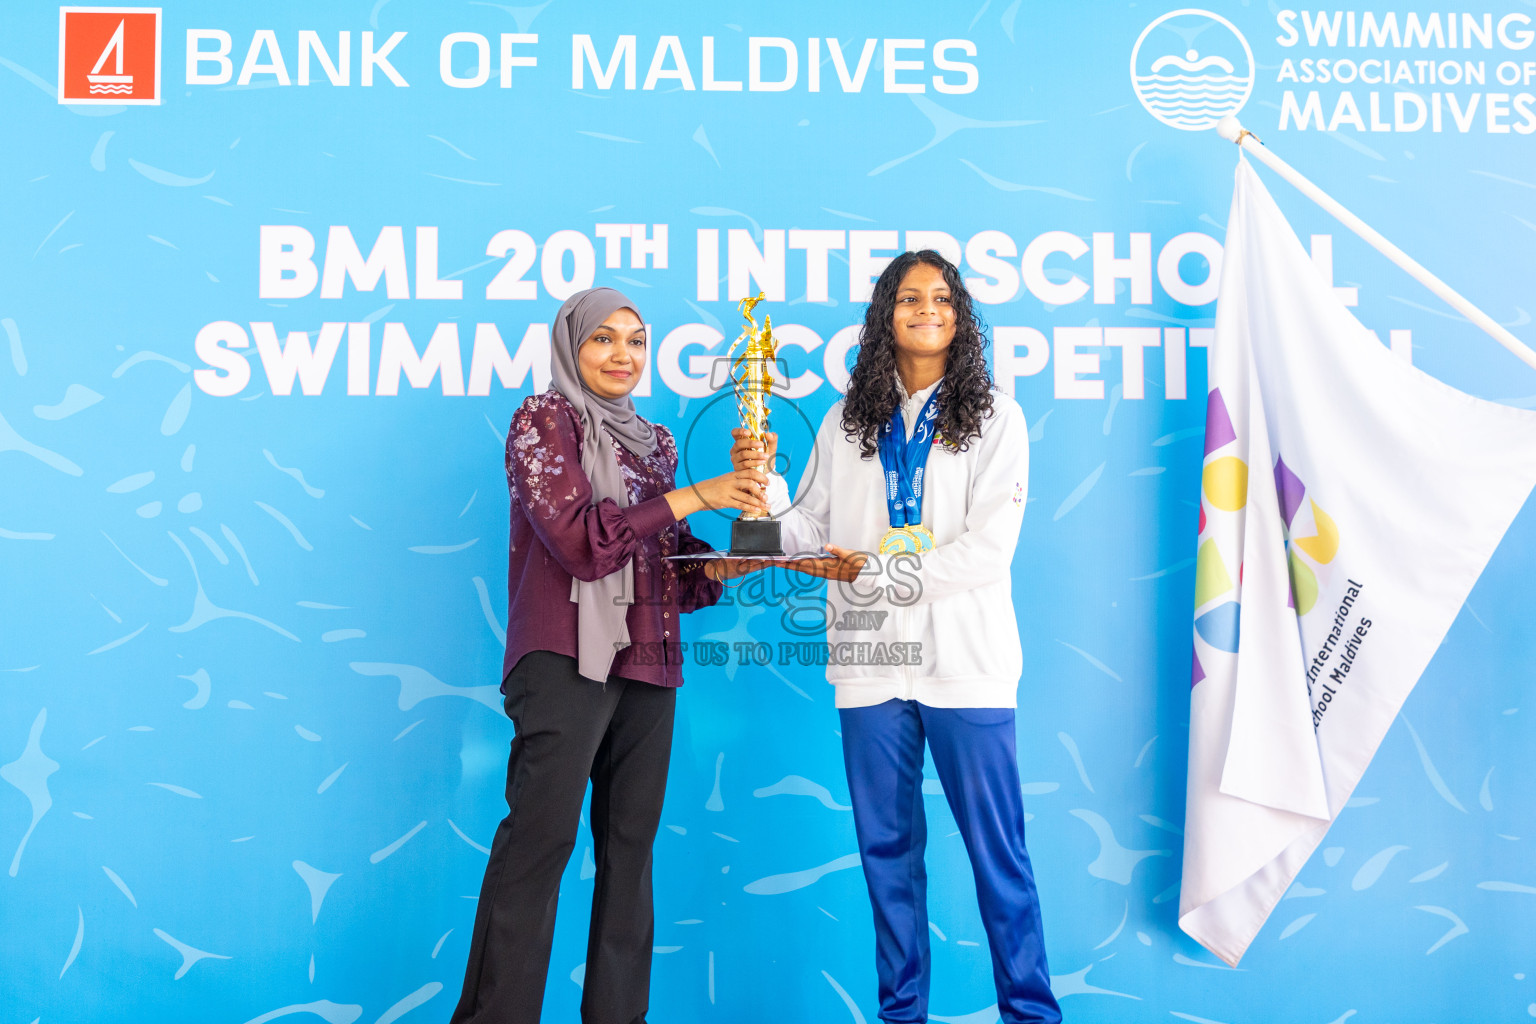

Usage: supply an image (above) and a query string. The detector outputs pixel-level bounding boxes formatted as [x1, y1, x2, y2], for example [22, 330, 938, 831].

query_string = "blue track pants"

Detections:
[839, 699, 1061, 1024]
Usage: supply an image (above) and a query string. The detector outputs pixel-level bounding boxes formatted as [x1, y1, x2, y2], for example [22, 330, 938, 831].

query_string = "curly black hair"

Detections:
[840, 249, 995, 458]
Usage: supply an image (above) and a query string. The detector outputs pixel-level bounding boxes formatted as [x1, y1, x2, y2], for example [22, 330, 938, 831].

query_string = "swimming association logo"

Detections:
[1130, 9, 1253, 131]
[58, 6, 162, 105]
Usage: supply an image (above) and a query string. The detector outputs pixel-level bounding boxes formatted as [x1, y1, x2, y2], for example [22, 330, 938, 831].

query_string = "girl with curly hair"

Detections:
[732, 250, 1061, 1024]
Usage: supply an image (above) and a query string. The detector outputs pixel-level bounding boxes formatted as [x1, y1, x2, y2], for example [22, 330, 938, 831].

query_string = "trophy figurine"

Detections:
[726, 292, 786, 556]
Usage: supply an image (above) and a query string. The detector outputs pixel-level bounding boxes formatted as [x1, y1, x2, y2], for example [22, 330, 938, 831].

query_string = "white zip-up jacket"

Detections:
[765, 382, 1029, 709]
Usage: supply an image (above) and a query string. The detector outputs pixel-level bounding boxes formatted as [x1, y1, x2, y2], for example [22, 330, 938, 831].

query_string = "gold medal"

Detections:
[878, 525, 936, 555]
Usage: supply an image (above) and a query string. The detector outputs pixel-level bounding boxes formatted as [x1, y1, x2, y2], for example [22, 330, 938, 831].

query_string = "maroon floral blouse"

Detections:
[502, 390, 722, 687]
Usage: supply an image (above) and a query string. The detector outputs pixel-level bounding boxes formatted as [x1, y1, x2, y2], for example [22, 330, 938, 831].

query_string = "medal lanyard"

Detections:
[877, 386, 942, 529]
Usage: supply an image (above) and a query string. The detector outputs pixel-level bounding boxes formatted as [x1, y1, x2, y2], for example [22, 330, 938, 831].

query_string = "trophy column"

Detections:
[728, 294, 786, 557]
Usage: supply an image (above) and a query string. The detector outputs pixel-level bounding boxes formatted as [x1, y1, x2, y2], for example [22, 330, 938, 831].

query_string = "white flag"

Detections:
[1179, 156, 1536, 965]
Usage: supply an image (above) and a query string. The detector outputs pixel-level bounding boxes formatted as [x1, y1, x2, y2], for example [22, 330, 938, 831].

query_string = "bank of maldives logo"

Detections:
[1130, 9, 1253, 131]
[58, 6, 161, 105]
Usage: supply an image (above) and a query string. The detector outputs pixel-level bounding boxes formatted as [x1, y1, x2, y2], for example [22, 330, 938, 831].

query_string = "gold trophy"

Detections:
[726, 292, 785, 556]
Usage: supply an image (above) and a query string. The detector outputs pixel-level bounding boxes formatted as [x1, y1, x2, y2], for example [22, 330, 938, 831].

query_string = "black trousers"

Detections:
[451, 651, 678, 1024]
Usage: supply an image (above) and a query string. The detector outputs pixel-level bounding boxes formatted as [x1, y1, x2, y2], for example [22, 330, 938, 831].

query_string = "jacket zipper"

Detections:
[898, 605, 915, 701]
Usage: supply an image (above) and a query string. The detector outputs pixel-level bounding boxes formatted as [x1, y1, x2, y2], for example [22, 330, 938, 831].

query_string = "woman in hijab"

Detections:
[452, 287, 766, 1024]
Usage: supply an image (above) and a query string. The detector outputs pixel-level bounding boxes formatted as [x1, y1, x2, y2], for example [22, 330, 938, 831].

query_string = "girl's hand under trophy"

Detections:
[730, 428, 778, 472]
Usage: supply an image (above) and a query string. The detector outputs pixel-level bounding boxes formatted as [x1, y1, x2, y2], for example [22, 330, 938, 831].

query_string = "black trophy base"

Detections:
[729, 518, 784, 557]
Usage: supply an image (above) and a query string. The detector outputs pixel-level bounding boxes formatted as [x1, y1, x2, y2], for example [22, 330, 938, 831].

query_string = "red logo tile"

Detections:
[58, 7, 161, 105]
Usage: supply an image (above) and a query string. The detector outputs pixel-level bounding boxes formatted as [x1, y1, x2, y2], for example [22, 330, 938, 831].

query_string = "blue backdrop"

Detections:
[4, 2, 1536, 1021]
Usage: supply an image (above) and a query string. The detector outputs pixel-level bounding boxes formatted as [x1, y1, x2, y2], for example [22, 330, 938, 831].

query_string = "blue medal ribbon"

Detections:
[877, 384, 942, 529]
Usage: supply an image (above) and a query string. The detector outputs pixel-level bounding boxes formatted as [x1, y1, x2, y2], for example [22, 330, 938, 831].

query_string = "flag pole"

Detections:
[1215, 115, 1536, 374]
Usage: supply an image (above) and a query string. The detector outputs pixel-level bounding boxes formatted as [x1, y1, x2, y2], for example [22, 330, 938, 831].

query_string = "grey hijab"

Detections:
[549, 287, 658, 683]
